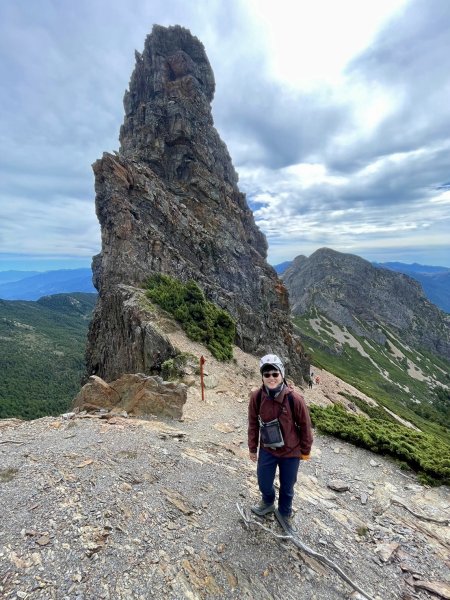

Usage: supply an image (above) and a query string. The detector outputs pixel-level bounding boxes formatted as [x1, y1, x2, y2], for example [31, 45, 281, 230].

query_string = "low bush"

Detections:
[431, 386, 450, 428]
[310, 404, 450, 485]
[161, 352, 197, 381]
[145, 274, 235, 361]
[338, 392, 397, 423]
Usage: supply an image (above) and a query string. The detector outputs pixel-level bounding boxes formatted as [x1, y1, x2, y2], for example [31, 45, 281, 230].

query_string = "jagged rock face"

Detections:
[86, 25, 307, 381]
[283, 247, 450, 360]
[120, 25, 235, 190]
[86, 286, 176, 381]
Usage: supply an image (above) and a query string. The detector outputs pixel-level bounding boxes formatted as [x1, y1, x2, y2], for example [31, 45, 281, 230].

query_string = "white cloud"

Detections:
[246, 0, 409, 89]
[0, 0, 449, 269]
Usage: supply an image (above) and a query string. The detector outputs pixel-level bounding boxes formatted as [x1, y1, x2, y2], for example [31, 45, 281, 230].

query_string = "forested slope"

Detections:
[0, 293, 96, 419]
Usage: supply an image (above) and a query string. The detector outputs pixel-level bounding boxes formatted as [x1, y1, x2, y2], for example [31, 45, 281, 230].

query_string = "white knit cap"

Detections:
[259, 354, 285, 378]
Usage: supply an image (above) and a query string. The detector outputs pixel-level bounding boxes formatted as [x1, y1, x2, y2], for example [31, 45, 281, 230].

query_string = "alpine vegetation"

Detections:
[146, 274, 235, 361]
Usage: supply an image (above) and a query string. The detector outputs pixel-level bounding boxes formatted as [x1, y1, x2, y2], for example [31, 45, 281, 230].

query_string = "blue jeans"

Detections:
[257, 448, 300, 517]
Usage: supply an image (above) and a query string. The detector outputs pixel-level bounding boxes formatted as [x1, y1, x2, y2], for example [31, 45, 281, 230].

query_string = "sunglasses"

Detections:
[263, 371, 280, 379]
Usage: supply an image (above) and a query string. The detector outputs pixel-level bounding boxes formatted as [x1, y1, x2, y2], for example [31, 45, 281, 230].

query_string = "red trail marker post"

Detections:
[200, 355, 206, 402]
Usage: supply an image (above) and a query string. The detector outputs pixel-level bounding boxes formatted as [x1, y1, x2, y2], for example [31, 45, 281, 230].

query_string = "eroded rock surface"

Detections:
[86, 25, 307, 382]
[74, 373, 187, 419]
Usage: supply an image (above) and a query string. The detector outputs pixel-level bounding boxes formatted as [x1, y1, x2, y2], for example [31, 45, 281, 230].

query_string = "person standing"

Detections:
[248, 354, 313, 532]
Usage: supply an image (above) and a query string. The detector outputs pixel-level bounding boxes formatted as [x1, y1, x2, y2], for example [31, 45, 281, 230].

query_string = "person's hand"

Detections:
[249, 451, 257, 463]
[300, 454, 311, 461]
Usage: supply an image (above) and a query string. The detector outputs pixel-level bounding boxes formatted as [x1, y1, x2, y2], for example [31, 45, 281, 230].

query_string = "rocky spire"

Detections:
[86, 25, 308, 381]
[119, 26, 235, 184]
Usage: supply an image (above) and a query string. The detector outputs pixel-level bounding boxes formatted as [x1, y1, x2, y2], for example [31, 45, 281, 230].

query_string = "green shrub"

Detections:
[338, 392, 397, 423]
[431, 386, 450, 428]
[161, 352, 197, 381]
[356, 526, 368, 537]
[145, 274, 235, 361]
[310, 404, 450, 485]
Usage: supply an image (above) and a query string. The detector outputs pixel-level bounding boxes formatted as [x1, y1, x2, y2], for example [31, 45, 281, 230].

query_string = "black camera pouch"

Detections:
[259, 416, 285, 448]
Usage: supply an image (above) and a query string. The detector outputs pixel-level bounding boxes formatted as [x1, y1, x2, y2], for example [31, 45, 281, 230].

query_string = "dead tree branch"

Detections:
[0, 440, 25, 445]
[237, 502, 375, 600]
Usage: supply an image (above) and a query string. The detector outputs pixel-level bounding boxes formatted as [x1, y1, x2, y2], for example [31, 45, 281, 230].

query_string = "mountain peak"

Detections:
[283, 248, 450, 361]
[119, 25, 233, 186]
[87, 26, 308, 382]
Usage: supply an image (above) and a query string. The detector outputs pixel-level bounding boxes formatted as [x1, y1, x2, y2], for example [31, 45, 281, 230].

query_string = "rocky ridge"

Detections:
[86, 25, 307, 383]
[282, 248, 450, 361]
[1, 320, 449, 600]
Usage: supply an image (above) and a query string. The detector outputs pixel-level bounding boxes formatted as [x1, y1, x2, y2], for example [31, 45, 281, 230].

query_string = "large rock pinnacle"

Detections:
[86, 25, 308, 382]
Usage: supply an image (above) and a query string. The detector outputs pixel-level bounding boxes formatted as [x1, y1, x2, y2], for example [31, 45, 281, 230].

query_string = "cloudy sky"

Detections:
[1, 0, 449, 271]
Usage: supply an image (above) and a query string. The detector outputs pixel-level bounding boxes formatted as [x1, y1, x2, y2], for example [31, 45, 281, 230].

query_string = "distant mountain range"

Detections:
[0, 268, 96, 300]
[274, 257, 450, 313]
[372, 261, 450, 275]
[4, 260, 447, 311]
[0, 270, 39, 284]
[272, 261, 293, 275]
[372, 262, 450, 313]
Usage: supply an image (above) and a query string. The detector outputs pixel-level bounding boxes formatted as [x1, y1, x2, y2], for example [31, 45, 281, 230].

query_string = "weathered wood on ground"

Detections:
[237, 502, 376, 600]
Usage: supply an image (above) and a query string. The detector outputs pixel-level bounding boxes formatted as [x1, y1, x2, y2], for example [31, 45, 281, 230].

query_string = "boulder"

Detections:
[73, 375, 120, 410]
[73, 373, 187, 419]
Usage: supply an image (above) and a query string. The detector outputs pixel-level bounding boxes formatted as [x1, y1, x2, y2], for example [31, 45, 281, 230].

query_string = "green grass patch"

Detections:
[161, 352, 198, 380]
[0, 468, 19, 483]
[310, 404, 450, 485]
[145, 274, 235, 361]
[294, 310, 450, 484]
[117, 450, 138, 459]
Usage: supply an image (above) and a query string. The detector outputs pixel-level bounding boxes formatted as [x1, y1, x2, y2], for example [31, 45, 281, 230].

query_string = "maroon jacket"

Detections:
[248, 385, 313, 458]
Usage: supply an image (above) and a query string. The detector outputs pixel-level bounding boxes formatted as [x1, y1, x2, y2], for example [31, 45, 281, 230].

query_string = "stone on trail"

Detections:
[73, 373, 187, 419]
[327, 479, 350, 492]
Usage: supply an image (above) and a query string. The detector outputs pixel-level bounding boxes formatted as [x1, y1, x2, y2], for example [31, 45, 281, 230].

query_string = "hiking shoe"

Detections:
[251, 500, 275, 516]
[275, 510, 298, 534]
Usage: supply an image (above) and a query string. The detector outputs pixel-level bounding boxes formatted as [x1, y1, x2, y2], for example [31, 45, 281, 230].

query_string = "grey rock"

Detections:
[404, 484, 422, 492]
[203, 374, 219, 389]
[375, 542, 399, 562]
[85, 25, 309, 383]
[86, 286, 176, 382]
[327, 479, 350, 492]
[62, 412, 76, 420]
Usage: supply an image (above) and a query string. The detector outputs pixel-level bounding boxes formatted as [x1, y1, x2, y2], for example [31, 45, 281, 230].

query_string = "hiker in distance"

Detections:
[248, 354, 313, 532]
